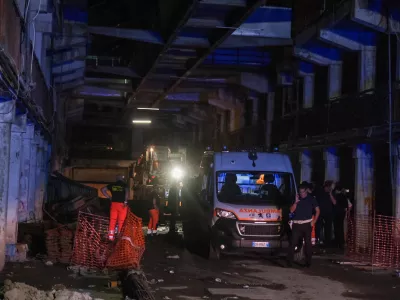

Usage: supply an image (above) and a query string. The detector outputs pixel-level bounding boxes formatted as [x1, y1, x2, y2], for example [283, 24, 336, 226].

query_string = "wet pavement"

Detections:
[1, 232, 400, 300]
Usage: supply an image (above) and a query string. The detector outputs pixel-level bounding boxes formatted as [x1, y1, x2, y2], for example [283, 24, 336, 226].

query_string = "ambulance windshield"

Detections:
[216, 171, 295, 205]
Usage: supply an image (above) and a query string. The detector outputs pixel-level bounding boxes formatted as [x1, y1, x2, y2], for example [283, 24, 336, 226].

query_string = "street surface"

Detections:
[144, 234, 400, 300]
[1, 227, 399, 300]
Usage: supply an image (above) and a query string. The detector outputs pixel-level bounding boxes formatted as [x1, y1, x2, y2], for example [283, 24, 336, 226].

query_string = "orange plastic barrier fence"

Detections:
[346, 214, 400, 269]
[71, 211, 145, 270]
[107, 211, 145, 269]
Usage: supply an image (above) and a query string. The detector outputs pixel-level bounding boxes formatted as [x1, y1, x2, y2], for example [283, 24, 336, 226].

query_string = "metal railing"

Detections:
[272, 88, 389, 145]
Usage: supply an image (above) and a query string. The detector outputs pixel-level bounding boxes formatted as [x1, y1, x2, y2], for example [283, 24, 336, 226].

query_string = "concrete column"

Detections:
[27, 131, 40, 221]
[34, 136, 46, 221]
[19, 124, 34, 222]
[359, 47, 376, 92]
[303, 74, 315, 108]
[265, 92, 275, 150]
[324, 147, 339, 182]
[328, 63, 342, 99]
[220, 111, 226, 134]
[229, 109, 235, 132]
[43, 143, 51, 205]
[0, 99, 16, 271]
[6, 114, 27, 244]
[299, 150, 312, 183]
[354, 144, 374, 216]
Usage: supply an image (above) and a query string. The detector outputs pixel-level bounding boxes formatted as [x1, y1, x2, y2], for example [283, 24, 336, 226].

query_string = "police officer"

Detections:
[287, 183, 320, 267]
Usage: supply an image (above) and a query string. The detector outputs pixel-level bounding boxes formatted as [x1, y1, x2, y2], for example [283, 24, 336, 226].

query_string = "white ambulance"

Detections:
[196, 150, 297, 259]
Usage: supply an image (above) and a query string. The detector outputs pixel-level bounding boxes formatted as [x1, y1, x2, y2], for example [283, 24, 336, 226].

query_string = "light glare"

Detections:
[137, 107, 159, 111]
[132, 120, 152, 124]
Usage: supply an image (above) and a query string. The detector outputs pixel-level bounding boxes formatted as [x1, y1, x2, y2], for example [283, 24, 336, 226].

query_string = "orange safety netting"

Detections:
[71, 211, 145, 270]
[107, 211, 145, 269]
[346, 213, 400, 269]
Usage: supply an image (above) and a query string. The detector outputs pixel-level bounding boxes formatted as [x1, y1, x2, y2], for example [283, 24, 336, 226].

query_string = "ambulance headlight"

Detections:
[215, 208, 236, 219]
[171, 167, 184, 180]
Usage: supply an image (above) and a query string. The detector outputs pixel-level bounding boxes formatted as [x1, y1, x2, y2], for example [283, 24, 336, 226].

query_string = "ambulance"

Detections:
[195, 150, 299, 260]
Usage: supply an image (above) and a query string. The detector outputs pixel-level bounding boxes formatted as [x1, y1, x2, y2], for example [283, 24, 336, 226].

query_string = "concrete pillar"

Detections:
[265, 92, 275, 150]
[220, 111, 226, 134]
[43, 143, 51, 205]
[27, 131, 40, 221]
[324, 147, 339, 182]
[19, 124, 34, 222]
[229, 109, 235, 132]
[34, 136, 46, 221]
[299, 150, 312, 183]
[303, 74, 315, 108]
[0, 99, 16, 271]
[328, 63, 342, 99]
[359, 47, 376, 92]
[6, 114, 27, 244]
[354, 144, 374, 216]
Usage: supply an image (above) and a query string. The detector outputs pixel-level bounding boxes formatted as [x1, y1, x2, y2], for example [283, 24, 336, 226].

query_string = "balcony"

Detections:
[272, 88, 393, 149]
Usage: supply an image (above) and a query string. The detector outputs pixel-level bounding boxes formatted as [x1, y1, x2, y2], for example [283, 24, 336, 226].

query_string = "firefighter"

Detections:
[101, 175, 129, 241]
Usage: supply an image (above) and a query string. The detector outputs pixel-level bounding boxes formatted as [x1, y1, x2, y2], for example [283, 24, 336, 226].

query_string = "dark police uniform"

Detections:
[288, 195, 319, 266]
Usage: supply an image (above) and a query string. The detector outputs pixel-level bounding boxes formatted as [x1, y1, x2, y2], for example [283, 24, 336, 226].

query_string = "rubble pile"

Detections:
[59, 228, 74, 264]
[3, 279, 103, 300]
[45, 227, 74, 264]
[45, 229, 60, 262]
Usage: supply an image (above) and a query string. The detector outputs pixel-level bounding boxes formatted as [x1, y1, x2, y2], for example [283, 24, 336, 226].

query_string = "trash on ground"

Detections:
[215, 278, 222, 283]
[166, 255, 180, 259]
[45, 261, 54, 266]
[3, 279, 103, 300]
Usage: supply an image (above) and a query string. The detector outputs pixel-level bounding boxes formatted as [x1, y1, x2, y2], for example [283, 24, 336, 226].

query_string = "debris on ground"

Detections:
[166, 255, 180, 259]
[3, 279, 103, 300]
[45, 261, 54, 266]
[215, 278, 222, 283]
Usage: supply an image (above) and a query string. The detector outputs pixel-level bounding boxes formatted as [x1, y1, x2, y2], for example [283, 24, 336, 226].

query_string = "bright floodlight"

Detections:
[137, 107, 159, 111]
[132, 120, 152, 124]
[171, 167, 184, 180]
[150, 147, 154, 152]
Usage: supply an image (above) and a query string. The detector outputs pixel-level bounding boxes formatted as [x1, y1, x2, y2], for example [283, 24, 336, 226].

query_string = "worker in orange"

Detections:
[101, 175, 129, 241]
[147, 186, 161, 236]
